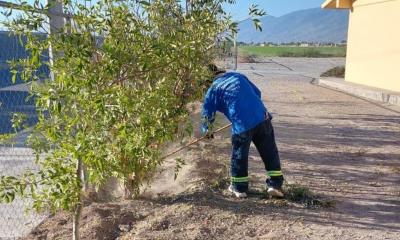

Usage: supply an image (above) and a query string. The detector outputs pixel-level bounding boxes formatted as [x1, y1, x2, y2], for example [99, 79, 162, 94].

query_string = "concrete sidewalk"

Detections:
[318, 77, 400, 107]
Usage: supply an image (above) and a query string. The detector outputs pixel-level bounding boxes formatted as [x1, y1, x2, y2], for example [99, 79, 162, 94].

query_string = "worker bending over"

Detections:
[201, 65, 284, 198]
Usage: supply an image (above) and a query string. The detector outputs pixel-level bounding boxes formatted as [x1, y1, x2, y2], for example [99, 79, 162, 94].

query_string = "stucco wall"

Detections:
[346, 0, 400, 92]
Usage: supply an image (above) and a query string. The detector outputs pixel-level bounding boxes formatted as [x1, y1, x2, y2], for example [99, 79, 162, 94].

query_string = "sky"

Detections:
[224, 0, 324, 21]
[0, 0, 325, 27]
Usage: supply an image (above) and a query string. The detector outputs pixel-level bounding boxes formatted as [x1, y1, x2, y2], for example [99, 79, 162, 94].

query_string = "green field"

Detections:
[239, 46, 346, 58]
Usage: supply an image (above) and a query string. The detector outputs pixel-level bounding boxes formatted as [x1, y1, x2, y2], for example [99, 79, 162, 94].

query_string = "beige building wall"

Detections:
[323, 0, 400, 92]
[346, 0, 400, 92]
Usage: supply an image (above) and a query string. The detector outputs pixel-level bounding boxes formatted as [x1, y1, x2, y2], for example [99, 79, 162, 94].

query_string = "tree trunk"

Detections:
[124, 176, 134, 200]
[72, 202, 82, 240]
[73, 158, 84, 240]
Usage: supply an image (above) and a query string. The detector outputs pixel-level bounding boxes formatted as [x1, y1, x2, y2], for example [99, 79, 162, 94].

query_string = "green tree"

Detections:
[0, 0, 265, 239]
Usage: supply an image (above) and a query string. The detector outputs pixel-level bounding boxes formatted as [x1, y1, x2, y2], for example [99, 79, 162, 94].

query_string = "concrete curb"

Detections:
[318, 78, 400, 107]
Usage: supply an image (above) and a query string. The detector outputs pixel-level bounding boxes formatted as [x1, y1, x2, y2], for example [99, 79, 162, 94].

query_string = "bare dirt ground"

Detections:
[24, 58, 400, 240]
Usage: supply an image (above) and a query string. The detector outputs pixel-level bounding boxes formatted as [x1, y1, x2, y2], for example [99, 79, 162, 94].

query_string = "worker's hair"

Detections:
[202, 64, 226, 90]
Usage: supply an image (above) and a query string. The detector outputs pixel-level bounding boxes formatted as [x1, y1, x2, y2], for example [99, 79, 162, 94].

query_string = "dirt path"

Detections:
[241, 59, 400, 239]
[26, 58, 400, 240]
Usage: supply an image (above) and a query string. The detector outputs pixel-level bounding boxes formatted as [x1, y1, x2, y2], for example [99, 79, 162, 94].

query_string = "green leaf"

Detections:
[6, 192, 15, 203]
[139, 1, 151, 6]
[11, 72, 17, 84]
[253, 19, 262, 32]
[31, 49, 40, 66]
[174, 158, 186, 180]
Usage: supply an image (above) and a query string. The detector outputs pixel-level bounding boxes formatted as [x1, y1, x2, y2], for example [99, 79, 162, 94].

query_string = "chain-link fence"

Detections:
[0, 30, 48, 240]
[215, 38, 238, 71]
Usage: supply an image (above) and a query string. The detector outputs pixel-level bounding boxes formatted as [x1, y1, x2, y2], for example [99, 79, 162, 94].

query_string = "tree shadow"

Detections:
[184, 110, 400, 233]
[146, 187, 400, 233]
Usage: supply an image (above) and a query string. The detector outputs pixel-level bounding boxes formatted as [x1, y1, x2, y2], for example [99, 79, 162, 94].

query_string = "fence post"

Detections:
[46, 0, 64, 81]
[234, 33, 238, 71]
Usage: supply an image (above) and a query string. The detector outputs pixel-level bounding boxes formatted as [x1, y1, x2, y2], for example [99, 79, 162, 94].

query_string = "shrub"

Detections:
[321, 66, 346, 78]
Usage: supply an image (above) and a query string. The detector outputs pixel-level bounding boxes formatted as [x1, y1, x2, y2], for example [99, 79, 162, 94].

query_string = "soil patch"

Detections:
[24, 201, 152, 240]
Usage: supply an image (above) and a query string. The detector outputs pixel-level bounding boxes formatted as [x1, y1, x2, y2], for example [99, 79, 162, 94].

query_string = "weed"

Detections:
[247, 188, 268, 198]
[279, 49, 343, 58]
[320, 66, 346, 78]
[239, 54, 259, 63]
[210, 175, 230, 190]
[375, 170, 385, 176]
[283, 184, 336, 208]
[354, 148, 368, 157]
[240, 46, 346, 58]
[389, 166, 400, 174]
[207, 159, 230, 190]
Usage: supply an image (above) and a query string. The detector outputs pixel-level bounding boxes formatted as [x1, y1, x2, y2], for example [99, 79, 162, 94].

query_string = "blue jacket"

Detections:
[201, 72, 267, 135]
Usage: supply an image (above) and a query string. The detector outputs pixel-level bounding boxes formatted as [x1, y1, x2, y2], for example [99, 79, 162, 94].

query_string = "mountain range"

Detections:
[237, 8, 349, 44]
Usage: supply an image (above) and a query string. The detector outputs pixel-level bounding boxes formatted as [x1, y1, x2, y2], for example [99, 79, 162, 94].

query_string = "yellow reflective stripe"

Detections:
[231, 176, 249, 183]
[267, 171, 282, 177]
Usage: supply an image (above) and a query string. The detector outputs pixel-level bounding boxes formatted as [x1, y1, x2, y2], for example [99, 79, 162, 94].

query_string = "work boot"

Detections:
[267, 187, 284, 198]
[266, 176, 284, 198]
[228, 184, 247, 198]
